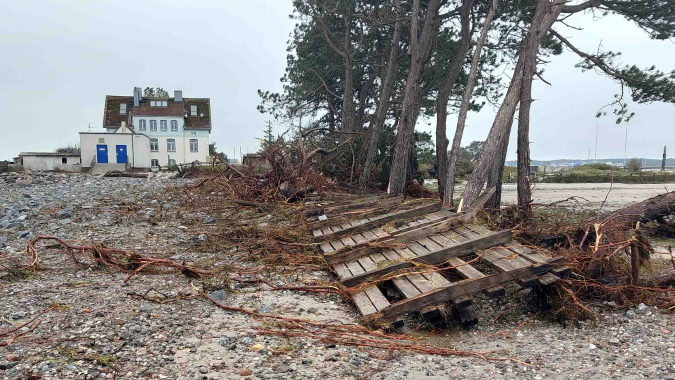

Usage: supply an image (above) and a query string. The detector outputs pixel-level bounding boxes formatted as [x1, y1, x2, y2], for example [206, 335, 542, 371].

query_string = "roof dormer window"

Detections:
[190, 105, 197, 116]
[120, 103, 126, 114]
[150, 100, 168, 107]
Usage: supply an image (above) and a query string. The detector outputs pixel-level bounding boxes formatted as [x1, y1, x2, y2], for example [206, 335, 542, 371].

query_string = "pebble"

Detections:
[203, 216, 215, 224]
[250, 344, 265, 352]
[626, 310, 636, 319]
[239, 368, 253, 376]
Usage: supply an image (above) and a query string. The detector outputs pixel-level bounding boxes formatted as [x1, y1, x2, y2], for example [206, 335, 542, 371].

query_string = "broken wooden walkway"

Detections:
[308, 194, 567, 327]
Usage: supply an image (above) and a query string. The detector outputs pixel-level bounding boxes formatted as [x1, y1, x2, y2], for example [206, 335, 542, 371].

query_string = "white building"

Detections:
[18, 152, 81, 172]
[80, 87, 211, 172]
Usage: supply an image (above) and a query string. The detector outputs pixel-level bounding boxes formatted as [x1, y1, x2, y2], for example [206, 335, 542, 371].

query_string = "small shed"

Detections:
[19, 152, 81, 172]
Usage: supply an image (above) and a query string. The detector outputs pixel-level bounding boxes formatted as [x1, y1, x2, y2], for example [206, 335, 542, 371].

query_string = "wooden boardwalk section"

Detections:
[309, 193, 567, 327]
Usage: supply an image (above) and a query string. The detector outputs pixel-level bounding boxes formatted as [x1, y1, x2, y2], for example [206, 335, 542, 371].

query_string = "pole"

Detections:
[587, 148, 590, 164]
[594, 123, 598, 162]
[624, 124, 628, 169]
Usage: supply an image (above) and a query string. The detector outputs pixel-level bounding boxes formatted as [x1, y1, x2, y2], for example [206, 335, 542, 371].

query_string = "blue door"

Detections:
[116, 145, 127, 164]
[96, 145, 108, 163]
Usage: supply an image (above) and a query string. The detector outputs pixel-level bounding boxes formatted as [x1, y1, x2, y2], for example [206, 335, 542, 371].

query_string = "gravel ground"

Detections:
[2, 172, 675, 380]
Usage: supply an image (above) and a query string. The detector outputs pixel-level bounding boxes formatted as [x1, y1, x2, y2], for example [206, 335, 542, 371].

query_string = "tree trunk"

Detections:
[445, 0, 498, 206]
[516, 1, 545, 219]
[361, 0, 403, 186]
[436, 0, 474, 202]
[462, 1, 564, 209]
[388, 0, 441, 195]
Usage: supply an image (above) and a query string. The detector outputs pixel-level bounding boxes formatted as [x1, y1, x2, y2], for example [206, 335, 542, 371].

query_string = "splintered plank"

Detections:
[340, 229, 512, 287]
[313, 203, 442, 243]
[380, 261, 561, 320]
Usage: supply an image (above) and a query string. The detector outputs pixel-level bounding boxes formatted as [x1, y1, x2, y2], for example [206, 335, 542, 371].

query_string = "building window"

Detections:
[150, 120, 157, 131]
[167, 139, 176, 152]
[169, 159, 176, 167]
[150, 101, 167, 107]
[189, 139, 198, 152]
[120, 103, 126, 114]
[151, 159, 159, 167]
[163, 100, 168, 107]
[61, 157, 68, 164]
[150, 138, 158, 152]
[190, 105, 197, 116]
[171, 120, 178, 131]
[160, 120, 167, 131]
[139, 120, 146, 131]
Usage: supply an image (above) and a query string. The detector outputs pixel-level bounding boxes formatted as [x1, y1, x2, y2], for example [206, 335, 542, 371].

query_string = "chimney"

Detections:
[133, 87, 142, 107]
[174, 90, 183, 103]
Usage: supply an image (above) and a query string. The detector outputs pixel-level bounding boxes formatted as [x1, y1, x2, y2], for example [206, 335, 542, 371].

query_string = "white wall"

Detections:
[148, 135, 210, 167]
[80, 133, 151, 169]
[22, 156, 81, 172]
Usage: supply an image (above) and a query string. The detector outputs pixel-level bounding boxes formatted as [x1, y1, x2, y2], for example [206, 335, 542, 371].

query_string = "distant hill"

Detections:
[505, 158, 675, 167]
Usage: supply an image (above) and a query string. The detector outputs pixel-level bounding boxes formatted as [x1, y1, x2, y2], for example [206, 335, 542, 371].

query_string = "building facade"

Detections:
[80, 87, 211, 171]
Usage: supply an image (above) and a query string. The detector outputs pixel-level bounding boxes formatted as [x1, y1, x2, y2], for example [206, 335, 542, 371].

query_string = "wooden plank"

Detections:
[394, 247, 417, 259]
[313, 203, 442, 242]
[358, 257, 378, 272]
[320, 242, 334, 254]
[345, 260, 365, 276]
[390, 213, 472, 244]
[333, 263, 350, 280]
[352, 233, 368, 245]
[312, 229, 322, 238]
[341, 230, 513, 287]
[407, 241, 430, 256]
[363, 285, 390, 311]
[380, 261, 561, 320]
[330, 239, 345, 251]
[381, 249, 403, 262]
[351, 291, 377, 316]
[538, 272, 560, 286]
[501, 241, 550, 264]
[392, 277, 421, 298]
[305, 195, 401, 217]
[446, 257, 506, 298]
[340, 236, 358, 247]
[552, 265, 572, 277]
[480, 246, 539, 288]
[371, 253, 387, 263]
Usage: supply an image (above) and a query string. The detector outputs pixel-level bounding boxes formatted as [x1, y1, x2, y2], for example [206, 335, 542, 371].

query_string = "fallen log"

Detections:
[579, 191, 675, 279]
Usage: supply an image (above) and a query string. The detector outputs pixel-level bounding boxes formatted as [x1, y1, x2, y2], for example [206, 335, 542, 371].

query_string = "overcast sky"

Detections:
[1, 0, 673, 162]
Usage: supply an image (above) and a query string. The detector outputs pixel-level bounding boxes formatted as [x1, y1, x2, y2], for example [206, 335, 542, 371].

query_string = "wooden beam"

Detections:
[306, 195, 402, 217]
[380, 261, 560, 320]
[341, 230, 512, 287]
[388, 213, 472, 244]
[314, 203, 442, 243]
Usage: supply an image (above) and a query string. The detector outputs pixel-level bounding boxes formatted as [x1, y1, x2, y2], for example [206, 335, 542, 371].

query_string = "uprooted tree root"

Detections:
[480, 192, 675, 321]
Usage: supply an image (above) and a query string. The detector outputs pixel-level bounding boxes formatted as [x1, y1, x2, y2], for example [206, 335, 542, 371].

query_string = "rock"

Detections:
[307, 307, 318, 314]
[198, 234, 208, 242]
[0, 236, 7, 246]
[218, 337, 230, 347]
[239, 369, 252, 377]
[18, 230, 31, 238]
[589, 343, 597, 350]
[626, 310, 636, 319]
[250, 343, 265, 352]
[5, 354, 19, 362]
[209, 290, 228, 302]
[609, 338, 620, 346]
[203, 216, 215, 224]
[0, 362, 19, 370]
[637, 303, 648, 312]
